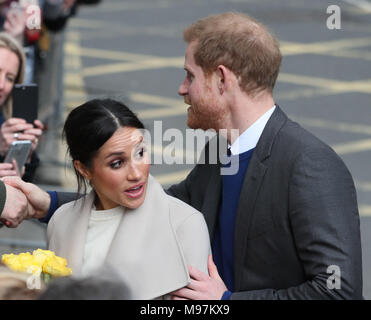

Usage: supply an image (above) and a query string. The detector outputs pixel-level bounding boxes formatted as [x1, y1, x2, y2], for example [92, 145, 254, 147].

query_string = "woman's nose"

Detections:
[128, 162, 142, 181]
[0, 75, 5, 91]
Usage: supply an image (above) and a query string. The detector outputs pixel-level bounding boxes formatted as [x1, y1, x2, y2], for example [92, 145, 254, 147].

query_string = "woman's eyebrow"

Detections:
[105, 151, 125, 159]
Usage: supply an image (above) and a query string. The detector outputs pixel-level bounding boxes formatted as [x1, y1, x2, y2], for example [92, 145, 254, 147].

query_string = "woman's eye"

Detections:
[6, 76, 15, 83]
[110, 160, 122, 169]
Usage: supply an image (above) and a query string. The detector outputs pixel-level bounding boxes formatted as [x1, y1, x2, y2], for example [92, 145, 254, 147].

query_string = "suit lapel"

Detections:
[233, 106, 288, 290]
[202, 164, 222, 241]
[234, 155, 267, 289]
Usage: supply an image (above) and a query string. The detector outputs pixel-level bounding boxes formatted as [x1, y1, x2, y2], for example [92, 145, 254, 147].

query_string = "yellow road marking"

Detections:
[129, 92, 186, 119]
[153, 169, 191, 186]
[332, 138, 371, 154]
[280, 37, 371, 55]
[82, 57, 183, 77]
[360, 205, 371, 216]
[277, 88, 332, 101]
[323, 49, 371, 61]
[66, 44, 165, 62]
[62, 31, 88, 188]
[78, 1, 173, 13]
[356, 181, 371, 192]
[278, 73, 371, 94]
[290, 115, 371, 136]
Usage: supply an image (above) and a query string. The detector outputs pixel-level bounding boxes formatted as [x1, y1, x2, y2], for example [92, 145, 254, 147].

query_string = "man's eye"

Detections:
[110, 160, 122, 169]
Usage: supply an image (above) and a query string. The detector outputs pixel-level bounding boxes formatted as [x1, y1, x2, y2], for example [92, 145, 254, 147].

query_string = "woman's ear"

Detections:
[73, 160, 92, 180]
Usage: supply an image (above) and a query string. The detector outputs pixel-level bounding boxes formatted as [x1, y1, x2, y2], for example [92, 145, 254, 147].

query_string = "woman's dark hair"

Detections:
[62, 99, 145, 197]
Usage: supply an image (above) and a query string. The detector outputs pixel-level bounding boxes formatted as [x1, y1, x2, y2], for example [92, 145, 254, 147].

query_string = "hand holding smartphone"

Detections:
[4, 140, 32, 173]
[12, 84, 38, 124]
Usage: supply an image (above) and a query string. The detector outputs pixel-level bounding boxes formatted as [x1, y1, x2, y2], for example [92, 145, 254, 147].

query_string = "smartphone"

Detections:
[12, 84, 38, 124]
[4, 140, 32, 172]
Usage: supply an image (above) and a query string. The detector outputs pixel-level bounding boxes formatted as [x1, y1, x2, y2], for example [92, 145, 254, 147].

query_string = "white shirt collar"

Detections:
[229, 105, 276, 155]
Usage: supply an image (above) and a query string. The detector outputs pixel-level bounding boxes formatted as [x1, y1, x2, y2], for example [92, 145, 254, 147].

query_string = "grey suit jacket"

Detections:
[167, 106, 363, 299]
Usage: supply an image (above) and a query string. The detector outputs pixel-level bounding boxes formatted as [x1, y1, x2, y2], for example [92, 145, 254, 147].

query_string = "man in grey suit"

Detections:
[3, 12, 363, 300]
[167, 12, 362, 300]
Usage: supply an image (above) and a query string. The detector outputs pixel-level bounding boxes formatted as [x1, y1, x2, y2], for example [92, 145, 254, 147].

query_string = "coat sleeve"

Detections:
[176, 212, 211, 275]
[231, 146, 363, 300]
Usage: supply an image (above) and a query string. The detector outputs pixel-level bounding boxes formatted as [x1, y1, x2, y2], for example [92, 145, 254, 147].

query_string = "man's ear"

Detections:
[74, 160, 92, 180]
[216, 65, 233, 95]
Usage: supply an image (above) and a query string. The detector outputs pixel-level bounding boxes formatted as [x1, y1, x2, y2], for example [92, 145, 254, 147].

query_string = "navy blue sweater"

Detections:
[212, 148, 254, 298]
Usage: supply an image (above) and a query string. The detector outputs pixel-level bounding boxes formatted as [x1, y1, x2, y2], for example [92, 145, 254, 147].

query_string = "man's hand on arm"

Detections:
[171, 255, 228, 300]
[2, 177, 51, 221]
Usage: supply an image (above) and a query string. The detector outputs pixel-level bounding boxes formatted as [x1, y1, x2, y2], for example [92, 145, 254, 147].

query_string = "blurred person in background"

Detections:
[0, 263, 44, 299]
[0, 0, 41, 45]
[0, 32, 43, 181]
[0, 0, 42, 83]
[38, 265, 129, 300]
[42, 0, 101, 33]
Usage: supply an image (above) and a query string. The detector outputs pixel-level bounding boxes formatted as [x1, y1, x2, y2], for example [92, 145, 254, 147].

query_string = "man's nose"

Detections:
[178, 79, 188, 96]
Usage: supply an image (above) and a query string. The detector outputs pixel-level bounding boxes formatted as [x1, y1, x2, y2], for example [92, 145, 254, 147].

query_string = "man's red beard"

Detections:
[185, 96, 226, 131]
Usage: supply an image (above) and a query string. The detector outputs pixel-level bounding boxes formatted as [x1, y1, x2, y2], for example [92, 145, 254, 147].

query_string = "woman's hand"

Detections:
[0, 118, 43, 155]
[3, 7, 26, 44]
[0, 162, 17, 178]
[0, 159, 24, 179]
[24, 120, 44, 153]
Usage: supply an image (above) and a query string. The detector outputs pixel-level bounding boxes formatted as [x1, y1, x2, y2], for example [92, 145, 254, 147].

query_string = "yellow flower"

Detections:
[32, 249, 54, 266]
[2, 253, 22, 272]
[1, 249, 72, 278]
[43, 256, 72, 277]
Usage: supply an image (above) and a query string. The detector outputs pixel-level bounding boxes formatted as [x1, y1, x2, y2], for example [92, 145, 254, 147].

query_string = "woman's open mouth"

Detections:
[124, 182, 145, 199]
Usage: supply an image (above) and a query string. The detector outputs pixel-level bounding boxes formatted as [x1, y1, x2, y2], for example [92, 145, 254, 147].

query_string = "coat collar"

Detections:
[55, 175, 190, 299]
[253, 105, 288, 162]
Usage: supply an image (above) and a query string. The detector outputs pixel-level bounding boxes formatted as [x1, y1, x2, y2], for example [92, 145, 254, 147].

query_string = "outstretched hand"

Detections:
[2, 176, 51, 220]
[171, 255, 228, 300]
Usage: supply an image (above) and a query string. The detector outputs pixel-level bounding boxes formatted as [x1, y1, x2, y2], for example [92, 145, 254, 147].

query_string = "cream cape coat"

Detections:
[47, 175, 211, 299]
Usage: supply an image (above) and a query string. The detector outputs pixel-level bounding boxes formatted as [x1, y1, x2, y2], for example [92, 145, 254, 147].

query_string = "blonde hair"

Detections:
[183, 12, 282, 96]
[0, 32, 26, 119]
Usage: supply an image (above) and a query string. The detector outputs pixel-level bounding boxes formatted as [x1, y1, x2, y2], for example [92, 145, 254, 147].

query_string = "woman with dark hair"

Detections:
[47, 98, 211, 300]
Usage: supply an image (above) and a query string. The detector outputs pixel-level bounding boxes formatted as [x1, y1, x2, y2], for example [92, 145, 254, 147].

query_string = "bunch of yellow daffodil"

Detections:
[1, 249, 72, 279]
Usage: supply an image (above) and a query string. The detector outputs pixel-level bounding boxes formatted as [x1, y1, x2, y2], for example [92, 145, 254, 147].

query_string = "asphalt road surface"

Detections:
[2, 0, 371, 299]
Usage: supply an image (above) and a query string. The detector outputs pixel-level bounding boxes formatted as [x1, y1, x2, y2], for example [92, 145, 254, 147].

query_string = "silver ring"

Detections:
[13, 133, 19, 139]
